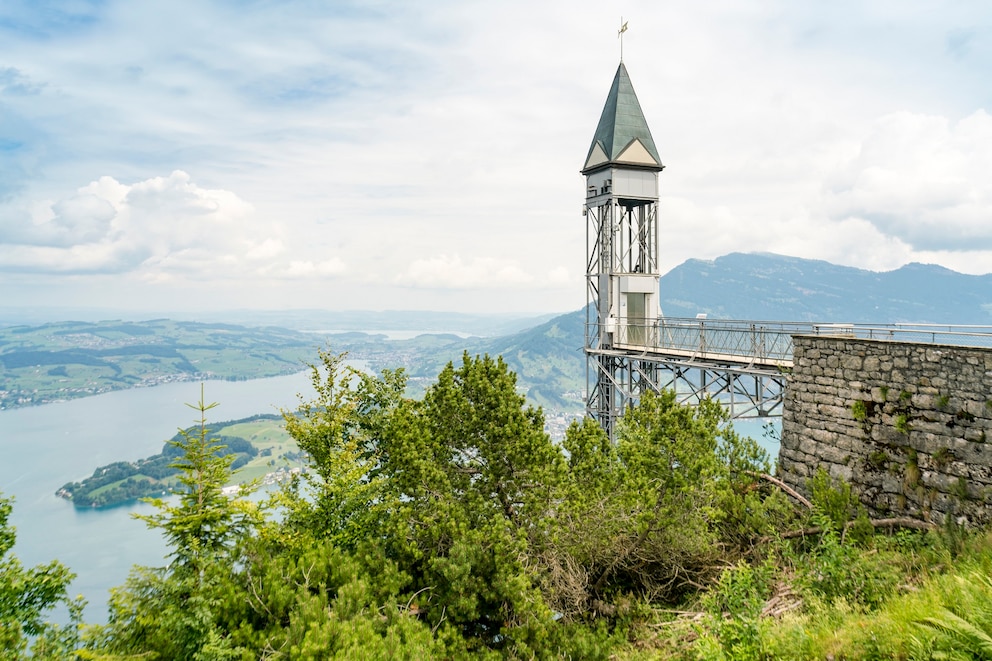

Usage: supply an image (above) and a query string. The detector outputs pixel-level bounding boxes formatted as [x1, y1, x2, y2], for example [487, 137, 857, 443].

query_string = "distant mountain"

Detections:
[160, 309, 559, 338]
[659, 253, 992, 324]
[0, 308, 558, 338]
[337, 313, 587, 412]
[480, 309, 585, 411]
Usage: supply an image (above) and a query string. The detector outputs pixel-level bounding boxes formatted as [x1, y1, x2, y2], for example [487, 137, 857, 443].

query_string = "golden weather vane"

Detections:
[618, 18, 629, 61]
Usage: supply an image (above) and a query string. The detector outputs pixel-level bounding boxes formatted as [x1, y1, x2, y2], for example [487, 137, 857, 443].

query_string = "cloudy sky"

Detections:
[1, 1, 991, 316]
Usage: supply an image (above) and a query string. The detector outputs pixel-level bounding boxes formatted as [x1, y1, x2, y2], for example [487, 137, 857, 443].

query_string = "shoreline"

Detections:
[59, 466, 305, 509]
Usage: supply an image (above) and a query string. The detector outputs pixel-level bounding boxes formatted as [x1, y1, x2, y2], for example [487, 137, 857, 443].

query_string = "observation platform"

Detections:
[586, 318, 992, 423]
[605, 318, 992, 369]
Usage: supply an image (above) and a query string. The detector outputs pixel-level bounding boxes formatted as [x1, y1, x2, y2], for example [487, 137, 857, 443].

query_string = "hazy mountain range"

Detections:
[659, 252, 992, 324]
[3, 253, 989, 412]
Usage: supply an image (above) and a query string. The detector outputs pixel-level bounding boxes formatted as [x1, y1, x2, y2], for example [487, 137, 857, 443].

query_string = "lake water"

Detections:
[0, 371, 317, 624]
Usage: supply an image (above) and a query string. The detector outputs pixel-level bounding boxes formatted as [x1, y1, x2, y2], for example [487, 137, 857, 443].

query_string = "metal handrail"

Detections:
[589, 317, 992, 367]
[810, 323, 992, 347]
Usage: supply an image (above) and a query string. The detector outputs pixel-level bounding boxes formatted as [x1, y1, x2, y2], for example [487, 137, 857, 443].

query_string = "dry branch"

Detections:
[769, 516, 935, 542]
[746, 471, 812, 510]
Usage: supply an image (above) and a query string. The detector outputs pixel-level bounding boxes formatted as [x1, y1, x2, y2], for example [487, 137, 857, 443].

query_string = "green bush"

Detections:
[694, 560, 774, 660]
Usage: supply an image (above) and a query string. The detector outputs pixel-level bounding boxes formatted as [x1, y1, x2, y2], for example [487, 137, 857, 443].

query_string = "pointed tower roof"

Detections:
[582, 62, 663, 174]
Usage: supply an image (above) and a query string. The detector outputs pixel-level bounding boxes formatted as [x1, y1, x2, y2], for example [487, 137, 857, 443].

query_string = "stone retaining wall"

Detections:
[779, 335, 992, 525]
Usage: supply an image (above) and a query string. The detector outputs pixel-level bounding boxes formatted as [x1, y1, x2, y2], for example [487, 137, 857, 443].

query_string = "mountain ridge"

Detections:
[659, 252, 992, 323]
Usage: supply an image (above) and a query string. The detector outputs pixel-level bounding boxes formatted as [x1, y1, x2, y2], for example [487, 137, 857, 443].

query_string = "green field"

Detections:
[58, 415, 304, 508]
[222, 418, 305, 485]
[0, 320, 319, 408]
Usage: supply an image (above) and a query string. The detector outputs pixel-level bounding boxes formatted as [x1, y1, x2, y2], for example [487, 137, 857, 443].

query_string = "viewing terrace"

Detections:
[609, 318, 992, 369]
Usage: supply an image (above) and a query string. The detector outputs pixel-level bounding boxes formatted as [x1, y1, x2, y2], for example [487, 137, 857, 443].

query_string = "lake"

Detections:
[0, 371, 317, 624]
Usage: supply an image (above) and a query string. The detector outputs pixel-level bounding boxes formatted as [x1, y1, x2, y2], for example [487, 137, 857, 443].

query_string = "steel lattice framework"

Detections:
[585, 315, 797, 439]
[584, 314, 992, 438]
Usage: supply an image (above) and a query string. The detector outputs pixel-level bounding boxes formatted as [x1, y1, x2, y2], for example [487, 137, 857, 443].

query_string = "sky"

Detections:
[1, 0, 991, 317]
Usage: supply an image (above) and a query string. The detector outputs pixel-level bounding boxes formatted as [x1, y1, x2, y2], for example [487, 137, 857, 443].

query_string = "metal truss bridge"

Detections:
[585, 317, 992, 432]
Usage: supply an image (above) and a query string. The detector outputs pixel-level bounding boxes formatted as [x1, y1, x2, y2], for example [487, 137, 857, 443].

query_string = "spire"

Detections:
[582, 62, 663, 174]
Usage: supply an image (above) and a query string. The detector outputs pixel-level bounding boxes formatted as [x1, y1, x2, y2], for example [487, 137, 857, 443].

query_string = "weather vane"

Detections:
[618, 18, 629, 62]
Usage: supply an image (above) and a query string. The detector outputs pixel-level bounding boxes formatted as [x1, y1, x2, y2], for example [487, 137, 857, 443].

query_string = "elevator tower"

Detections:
[582, 62, 664, 437]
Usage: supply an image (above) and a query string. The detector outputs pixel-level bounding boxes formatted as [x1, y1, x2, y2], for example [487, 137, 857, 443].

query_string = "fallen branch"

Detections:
[768, 517, 935, 542]
[746, 471, 812, 510]
[761, 582, 802, 618]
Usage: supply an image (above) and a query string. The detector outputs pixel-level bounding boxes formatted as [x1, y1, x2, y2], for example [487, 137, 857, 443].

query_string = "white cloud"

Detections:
[2, 1, 992, 313]
[245, 238, 285, 261]
[0, 171, 348, 282]
[546, 266, 571, 286]
[824, 110, 992, 250]
[394, 257, 574, 292]
[0, 171, 246, 273]
[0, 241, 146, 274]
[399, 255, 536, 289]
[282, 259, 347, 278]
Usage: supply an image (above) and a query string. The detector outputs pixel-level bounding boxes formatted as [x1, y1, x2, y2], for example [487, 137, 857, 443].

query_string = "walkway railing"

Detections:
[814, 323, 992, 348]
[606, 318, 992, 368]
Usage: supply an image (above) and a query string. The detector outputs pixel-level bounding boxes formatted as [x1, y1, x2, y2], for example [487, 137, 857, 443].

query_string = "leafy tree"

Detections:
[175, 349, 451, 658]
[81, 351, 783, 659]
[209, 533, 446, 659]
[0, 493, 83, 659]
[276, 348, 403, 550]
[136, 389, 259, 574]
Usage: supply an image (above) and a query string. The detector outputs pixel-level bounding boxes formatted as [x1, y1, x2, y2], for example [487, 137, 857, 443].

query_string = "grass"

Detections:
[222, 418, 304, 487]
[609, 528, 992, 660]
[86, 475, 168, 499]
[223, 419, 288, 445]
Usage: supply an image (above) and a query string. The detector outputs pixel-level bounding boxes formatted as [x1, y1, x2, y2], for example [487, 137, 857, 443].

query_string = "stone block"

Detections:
[880, 473, 903, 494]
[819, 404, 849, 419]
[810, 428, 835, 444]
[831, 464, 854, 483]
[870, 386, 889, 402]
[834, 434, 854, 451]
[816, 444, 850, 465]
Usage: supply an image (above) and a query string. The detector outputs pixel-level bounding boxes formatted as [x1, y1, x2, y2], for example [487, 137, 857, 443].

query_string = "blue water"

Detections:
[0, 372, 316, 624]
[730, 417, 781, 465]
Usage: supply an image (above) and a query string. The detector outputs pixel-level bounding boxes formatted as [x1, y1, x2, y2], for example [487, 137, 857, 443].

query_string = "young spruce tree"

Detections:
[89, 386, 257, 660]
